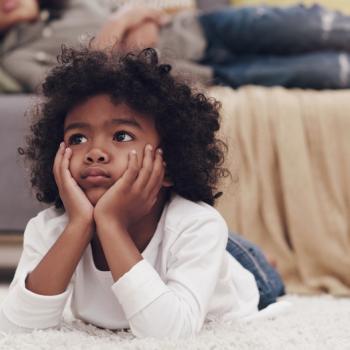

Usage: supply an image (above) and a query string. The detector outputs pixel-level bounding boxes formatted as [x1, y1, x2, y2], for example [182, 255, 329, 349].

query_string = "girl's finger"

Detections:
[122, 150, 140, 186]
[59, 147, 84, 194]
[60, 147, 74, 183]
[145, 148, 165, 196]
[53, 142, 65, 185]
[149, 167, 166, 201]
[134, 144, 154, 189]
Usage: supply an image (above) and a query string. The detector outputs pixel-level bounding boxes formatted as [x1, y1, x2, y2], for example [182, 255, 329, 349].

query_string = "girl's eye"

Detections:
[113, 131, 133, 142]
[68, 134, 87, 145]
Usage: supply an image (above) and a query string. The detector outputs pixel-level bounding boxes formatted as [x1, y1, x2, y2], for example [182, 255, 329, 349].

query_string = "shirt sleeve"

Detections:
[111, 214, 228, 339]
[0, 214, 73, 331]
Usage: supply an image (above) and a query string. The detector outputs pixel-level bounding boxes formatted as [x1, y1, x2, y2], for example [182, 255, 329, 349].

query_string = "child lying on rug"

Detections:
[0, 46, 286, 338]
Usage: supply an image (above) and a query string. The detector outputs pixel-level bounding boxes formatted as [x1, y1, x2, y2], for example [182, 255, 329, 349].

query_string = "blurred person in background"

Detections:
[0, 0, 104, 92]
[0, 0, 168, 92]
[0, 0, 39, 32]
[3, 1, 350, 91]
[103, 3, 350, 89]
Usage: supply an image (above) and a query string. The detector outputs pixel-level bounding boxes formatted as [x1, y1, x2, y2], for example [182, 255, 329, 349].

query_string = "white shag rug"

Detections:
[0, 284, 349, 350]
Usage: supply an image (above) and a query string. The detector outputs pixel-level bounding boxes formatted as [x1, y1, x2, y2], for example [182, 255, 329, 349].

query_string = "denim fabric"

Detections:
[212, 51, 350, 89]
[198, 5, 350, 88]
[226, 232, 285, 310]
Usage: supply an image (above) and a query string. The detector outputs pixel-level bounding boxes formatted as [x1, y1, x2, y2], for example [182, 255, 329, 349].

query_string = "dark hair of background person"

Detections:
[38, 0, 69, 10]
[19, 46, 230, 208]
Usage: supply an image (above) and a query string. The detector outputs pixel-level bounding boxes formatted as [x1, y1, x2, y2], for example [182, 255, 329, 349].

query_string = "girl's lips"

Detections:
[81, 167, 111, 186]
[81, 167, 110, 179]
[2, 0, 20, 13]
[83, 175, 111, 186]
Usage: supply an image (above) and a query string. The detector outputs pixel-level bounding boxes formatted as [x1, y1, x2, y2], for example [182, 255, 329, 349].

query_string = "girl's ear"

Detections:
[160, 146, 172, 187]
[162, 168, 173, 187]
[162, 177, 173, 187]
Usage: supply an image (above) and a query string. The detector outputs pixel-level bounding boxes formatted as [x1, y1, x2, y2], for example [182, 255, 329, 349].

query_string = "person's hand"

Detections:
[93, 5, 170, 50]
[94, 144, 165, 230]
[53, 143, 94, 228]
[121, 20, 160, 50]
[113, 4, 170, 30]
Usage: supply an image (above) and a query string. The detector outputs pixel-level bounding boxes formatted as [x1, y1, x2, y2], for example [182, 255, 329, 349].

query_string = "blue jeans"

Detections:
[226, 232, 285, 310]
[198, 5, 350, 88]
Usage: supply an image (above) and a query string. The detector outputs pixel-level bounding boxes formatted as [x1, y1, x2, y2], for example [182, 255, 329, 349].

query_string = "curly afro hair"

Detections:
[20, 46, 230, 208]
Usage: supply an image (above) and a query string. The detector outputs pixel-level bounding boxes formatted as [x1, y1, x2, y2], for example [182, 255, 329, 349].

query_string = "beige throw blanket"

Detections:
[209, 86, 350, 295]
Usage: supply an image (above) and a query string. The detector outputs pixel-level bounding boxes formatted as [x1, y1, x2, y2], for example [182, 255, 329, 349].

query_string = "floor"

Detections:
[0, 293, 349, 349]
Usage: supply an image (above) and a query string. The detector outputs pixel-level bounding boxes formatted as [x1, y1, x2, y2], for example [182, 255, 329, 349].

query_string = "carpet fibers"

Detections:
[0, 285, 349, 350]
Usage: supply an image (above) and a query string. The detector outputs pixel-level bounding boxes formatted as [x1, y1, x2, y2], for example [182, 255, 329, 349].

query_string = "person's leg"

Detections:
[226, 231, 285, 310]
[212, 51, 350, 89]
[198, 4, 350, 58]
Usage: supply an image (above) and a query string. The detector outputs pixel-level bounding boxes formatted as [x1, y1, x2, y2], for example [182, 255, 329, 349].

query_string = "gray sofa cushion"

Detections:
[0, 94, 46, 232]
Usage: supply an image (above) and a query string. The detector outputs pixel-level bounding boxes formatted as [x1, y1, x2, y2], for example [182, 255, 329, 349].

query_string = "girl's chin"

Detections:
[85, 188, 107, 206]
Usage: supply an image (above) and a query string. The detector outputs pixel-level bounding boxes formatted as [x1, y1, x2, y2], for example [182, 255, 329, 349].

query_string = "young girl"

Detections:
[0, 46, 285, 338]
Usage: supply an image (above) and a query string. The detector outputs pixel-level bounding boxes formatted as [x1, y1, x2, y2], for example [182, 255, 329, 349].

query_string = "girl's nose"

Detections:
[84, 148, 109, 164]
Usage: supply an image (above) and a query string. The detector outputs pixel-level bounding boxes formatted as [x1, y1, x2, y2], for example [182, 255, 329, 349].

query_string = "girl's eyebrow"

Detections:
[64, 118, 143, 133]
[111, 118, 143, 130]
[64, 122, 89, 133]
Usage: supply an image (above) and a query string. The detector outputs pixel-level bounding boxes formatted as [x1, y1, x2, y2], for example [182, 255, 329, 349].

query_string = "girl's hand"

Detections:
[53, 143, 94, 228]
[94, 144, 165, 230]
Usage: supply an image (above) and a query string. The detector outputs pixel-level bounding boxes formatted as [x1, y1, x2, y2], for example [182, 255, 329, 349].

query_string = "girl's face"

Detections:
[63, 94, 162, 206]
[0, 0, 39, 32]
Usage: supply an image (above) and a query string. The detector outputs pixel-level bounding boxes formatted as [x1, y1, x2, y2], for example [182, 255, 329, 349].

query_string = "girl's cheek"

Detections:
[117, 153, 136, 176]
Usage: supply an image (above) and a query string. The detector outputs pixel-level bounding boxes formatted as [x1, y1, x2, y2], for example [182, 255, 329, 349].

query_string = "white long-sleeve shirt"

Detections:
[0, 194, 260, 338]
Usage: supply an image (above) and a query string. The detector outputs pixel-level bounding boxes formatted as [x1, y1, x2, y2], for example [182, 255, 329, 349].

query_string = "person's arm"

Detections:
[0, 213, 81, 331]
[94, 143, 226, 338]
[93, 5, 170, 50]
[0, 144, 94, 331]
[93, 145, 165, 281]
[0, 220, 91, 332]
[25, 143, 94, 296]
[25, 221, 92, 296]
[120, 20, 161, 50]
[112, 214, 228, 339]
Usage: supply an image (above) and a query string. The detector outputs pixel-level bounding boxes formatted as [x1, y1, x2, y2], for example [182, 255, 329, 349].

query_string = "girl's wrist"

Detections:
[68, 217, 94, 235]
[94, 211, 127, 231]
